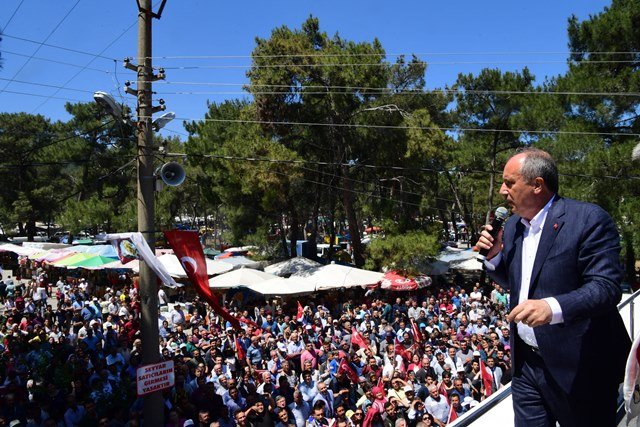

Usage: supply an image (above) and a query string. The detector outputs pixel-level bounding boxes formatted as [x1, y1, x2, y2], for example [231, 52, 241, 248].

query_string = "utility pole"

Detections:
[132, 1, 168, 425]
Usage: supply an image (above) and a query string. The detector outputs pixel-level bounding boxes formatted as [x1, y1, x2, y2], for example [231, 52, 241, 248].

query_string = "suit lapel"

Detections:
[509, 220, 525, 309]
[529, 196, 565, 295]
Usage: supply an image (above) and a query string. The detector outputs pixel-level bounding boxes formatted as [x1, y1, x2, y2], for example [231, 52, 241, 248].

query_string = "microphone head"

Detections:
[632, 142, 640, 162]
[494, 206, 509, 221]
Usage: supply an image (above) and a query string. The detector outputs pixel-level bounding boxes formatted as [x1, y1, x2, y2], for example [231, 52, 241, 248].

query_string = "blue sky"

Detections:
[0, 0, 611, 139]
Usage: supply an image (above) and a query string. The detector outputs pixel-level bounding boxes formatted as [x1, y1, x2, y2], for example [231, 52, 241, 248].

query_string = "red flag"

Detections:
[351, 327, 368, 349]
[338, 358, 360, 384]
[447, 403, 458, 423]
[479, 358, 494, 397]
[164, 230, 240, 329]
[410, 319, 423, 343]
[438, 382, 449, 404]
[297, 301, 304, 322]
[394, 338, 408, 361]
[235, 337, 246, 361]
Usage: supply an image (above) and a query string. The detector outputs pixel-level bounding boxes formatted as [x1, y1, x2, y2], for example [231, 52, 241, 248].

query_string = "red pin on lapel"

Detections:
[553, 223, 558, 230]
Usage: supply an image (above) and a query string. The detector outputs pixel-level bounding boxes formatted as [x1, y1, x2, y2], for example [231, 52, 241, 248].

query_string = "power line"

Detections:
[160, 59, 639, 71]
[0, 0, 82, 95]
[167, 116, 640, 138]
[1, 33, 118, 62]
[1, 89, 85, 103]
[166, 152, 640, 182]
[147, 50, 640, 60]
[1, 0, 26, 33]
[154, 88, 640, 98]
[31, 18, 138, 113]
[0, 76, 94, 94]
[152, 80, 640, 98]
[1, 50, 114, 74]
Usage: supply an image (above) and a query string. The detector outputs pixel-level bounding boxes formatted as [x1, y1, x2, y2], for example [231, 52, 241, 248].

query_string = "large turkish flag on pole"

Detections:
[163, 230, 240, 329]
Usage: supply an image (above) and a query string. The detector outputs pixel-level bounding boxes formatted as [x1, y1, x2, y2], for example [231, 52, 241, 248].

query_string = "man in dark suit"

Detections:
[477, 148, 631, 427]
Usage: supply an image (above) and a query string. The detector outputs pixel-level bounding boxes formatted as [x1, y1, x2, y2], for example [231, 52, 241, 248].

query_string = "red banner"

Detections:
[480, 358, 494, 397]
[163, 230, 240, 329]
[351, 327, 369, 349]
[410, 319, 423, 343]
[338, 358, 360, 384]
[297, 301, 304, 322]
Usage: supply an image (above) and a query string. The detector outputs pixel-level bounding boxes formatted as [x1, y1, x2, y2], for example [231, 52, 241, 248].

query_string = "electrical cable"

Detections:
[166, 152, 640, 182]
[30, 17, 139, 114]
[1, 33, 118, 62]
[0, 0, 82, 95]
[1, 89, 85, 103]
[0, 76, 94, 94]
[1, 0, 26, 33]
[150, 80, 640, 98]
[166, 116, 640, 138]
[146, 50, 640, 60]
[160, 59, 640, 71]
[1, 50, 113, 74]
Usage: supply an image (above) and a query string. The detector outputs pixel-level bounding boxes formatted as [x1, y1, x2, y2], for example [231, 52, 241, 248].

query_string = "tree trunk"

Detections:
[289, 204, 300, 259]
[341, 164, 364, 267]
[486, 134, 499, 224]
[279, 215, 289, 258]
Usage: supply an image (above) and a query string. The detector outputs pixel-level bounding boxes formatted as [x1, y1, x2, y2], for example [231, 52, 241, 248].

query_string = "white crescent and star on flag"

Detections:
[180, 256, 198, 274]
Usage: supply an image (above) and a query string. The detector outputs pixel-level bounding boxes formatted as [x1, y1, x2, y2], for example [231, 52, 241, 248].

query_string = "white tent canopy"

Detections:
[264, 257, 321, 277]
[244, 276, 317, 296]
[209, 267, 277, 289]
[219, 256, 261, 270]
[129, 254, 234, 277]
[294, 262, 384, 290]
[450, 258, 483, 271]
[0, 243, 43, 257]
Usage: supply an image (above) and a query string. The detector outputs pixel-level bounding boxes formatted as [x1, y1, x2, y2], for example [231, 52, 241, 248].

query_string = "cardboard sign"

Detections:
[136, 360, 175, 396]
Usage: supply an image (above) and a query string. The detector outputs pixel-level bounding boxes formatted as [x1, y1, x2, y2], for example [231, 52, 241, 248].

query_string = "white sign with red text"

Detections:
[136, 360, 175, 396]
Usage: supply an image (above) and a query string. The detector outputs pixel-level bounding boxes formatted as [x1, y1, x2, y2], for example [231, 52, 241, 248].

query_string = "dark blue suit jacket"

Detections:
[489, 196, 631, 395]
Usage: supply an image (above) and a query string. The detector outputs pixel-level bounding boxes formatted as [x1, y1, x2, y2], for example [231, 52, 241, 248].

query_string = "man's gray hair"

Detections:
[517, 148, 559, 193]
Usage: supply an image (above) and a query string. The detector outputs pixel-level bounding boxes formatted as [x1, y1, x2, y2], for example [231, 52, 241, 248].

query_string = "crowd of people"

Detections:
[0, 260, 514, 427]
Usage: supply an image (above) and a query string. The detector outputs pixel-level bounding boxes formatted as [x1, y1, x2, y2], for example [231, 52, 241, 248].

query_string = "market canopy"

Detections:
[218, 256, 261, 270]
[67, 255, 119, 269]
[70, 244, 119, 258]
[264, 257, 321, 277]
[209, 268, 278, 289]
[244, 276, 317, 296]
[51, 252, 101, 267]
[449, 258, 483, 271]
[129, 254, 234, 277]
[294, 262, 384, 290]
[380, 271, 432, 291]
[0, 243, 45, 257]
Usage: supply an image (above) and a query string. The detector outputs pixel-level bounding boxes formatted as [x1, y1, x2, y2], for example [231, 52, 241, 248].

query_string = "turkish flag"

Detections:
[297, 301, 304, 322]
[235, 337, 246, 361]
[447, 403, 458, 423]
[480, 358, 494, 397]
[438, 382, 449, 404]
[338, 358, 360, 384]
[351, 327, 368, 349]
[410, 319, 423, 343]
[163, 230, 240, 329]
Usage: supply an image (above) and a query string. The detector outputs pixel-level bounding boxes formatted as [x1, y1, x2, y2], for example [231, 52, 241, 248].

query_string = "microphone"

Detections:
[477, 206, 509, 261]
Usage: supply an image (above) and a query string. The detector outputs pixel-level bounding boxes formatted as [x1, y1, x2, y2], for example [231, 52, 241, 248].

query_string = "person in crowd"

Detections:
[0, 254, 523, 427]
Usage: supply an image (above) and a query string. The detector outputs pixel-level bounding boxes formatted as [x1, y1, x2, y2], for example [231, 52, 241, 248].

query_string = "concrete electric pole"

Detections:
[132, 1, 168, 425]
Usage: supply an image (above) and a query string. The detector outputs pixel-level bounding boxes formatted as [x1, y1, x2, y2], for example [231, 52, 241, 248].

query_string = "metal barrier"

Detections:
[450, 288, 640, 427]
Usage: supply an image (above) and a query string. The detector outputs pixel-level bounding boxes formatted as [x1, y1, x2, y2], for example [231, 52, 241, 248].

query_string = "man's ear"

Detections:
[533, 177, 545, 193]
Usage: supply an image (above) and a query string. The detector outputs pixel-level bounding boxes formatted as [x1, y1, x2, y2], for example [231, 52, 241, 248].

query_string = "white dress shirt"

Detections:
[486, 197, 563, 348]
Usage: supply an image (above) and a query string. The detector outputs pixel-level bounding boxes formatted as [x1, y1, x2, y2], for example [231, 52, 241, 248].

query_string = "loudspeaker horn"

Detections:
[158, 162, 186, 187]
